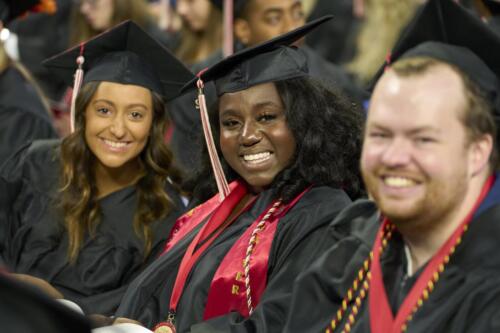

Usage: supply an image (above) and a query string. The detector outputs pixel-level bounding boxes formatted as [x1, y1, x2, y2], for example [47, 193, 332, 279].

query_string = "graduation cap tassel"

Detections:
[223, 0, 234, 57]
[196, 78, 230, 200]
[70, 43, 85, 133]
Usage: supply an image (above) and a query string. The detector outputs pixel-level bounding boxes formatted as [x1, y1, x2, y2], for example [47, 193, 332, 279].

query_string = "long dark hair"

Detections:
[185, 76, 365, 204]
[59, 81, 182, 263]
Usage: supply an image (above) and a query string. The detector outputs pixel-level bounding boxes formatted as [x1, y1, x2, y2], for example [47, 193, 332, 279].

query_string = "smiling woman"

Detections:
[84, 82, 154, 175]
[218, 82, 297, 193]
[0, 21, 194, 315]
[111, 17, 364, 333]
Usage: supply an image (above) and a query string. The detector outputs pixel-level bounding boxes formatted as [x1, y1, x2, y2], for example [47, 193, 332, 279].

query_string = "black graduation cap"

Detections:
[371, 0, 500, 116]
[0, 0, 45, 24]
[183, 15, 333, 96]
[43, 20, 194, 102]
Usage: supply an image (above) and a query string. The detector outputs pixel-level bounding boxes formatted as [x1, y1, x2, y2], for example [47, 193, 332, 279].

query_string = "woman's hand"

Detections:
[9, 273, 64, 299]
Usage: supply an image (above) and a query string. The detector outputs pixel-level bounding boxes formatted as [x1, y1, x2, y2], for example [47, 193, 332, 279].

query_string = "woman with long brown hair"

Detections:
[175, 0, 223, 65]
[0, 21, 194, 316]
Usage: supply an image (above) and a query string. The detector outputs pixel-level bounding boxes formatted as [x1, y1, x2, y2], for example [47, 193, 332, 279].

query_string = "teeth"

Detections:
[384, 176, 416, 187]
[103, 139, 129, 148]
[243, 152, 271, 163]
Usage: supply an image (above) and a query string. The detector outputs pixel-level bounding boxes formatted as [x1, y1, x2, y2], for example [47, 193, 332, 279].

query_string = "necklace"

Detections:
[326, 221, 468, 333]
[326, 222, 395, 333]
[244, 199, 282, 314]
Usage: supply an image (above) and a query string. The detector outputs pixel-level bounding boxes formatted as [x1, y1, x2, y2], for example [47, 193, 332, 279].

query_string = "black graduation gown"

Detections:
[305, 0, 360, 64]
[0, 273, 91, 333]
[0, 139, 186, 315]
[115, 186, 352, 333]
[0, 66, 58, 163]
[284, 177, 500, 333]
[168, 46, 367, 174]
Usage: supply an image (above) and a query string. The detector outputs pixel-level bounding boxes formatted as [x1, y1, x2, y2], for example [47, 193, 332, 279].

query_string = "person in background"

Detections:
[175, 0, 222, 66]
[0, 21, 194, 316]
[97, 17, 364, 333]
[6, 0, 72, 106]
[347, 0, 424, 86]
[304, 0, 361, 65]
[0, 0, 58, 164]
[284, 1, 500, 331]
[69, 0, 168, 47]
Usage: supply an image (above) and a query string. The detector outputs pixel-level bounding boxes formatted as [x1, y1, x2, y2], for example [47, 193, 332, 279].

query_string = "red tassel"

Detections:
[223, 0, 234, 57]
[196, 78, 230, 199]
[70, 43, 85, 133]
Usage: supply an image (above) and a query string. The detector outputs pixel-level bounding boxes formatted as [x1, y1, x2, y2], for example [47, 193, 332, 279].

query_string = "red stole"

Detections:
[203, 188, 308, 319]
[161, 179, 311, 322]
[368, 175, 494, 333]
[161, 181, 240, 255]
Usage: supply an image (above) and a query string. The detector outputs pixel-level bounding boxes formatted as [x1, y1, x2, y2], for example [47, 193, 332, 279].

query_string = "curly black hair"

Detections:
[184, 76, 365, 205]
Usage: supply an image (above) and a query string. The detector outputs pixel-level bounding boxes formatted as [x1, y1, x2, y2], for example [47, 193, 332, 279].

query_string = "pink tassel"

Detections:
[70, 44, 85, 133]
[197, 78, 230, 199]
[223, 0, 234, 57]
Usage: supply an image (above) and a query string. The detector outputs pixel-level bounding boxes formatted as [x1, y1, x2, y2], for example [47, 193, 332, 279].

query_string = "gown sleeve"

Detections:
[282, 200, 379, 333]
[0, 106, 58, 163]
[0, 141, 34, 264]
[56, 184, 186, 315]
[464, 295, 500, 332]
[189, 188, 353, 333]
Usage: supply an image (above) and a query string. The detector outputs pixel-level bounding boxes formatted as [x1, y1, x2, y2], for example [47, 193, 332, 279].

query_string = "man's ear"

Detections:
[234, 18, 251, 45]
[469, 133, 493, 176]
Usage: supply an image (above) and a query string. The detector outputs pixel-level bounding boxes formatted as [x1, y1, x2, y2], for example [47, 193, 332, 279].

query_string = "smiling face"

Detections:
[84, 81, 153, 172]
[219, 82, 296, 192]
[361, 64, 479, 225]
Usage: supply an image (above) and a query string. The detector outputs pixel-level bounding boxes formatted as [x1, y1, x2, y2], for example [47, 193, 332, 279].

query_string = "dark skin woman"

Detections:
[110, 76, 364, 332]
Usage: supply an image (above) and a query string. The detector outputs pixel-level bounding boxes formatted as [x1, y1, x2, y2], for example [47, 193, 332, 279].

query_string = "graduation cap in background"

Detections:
[371, 0, 500, 122]
[181, 15, 332, 199]
[43, 20, 194, 132]
[0, 0, 56, 25]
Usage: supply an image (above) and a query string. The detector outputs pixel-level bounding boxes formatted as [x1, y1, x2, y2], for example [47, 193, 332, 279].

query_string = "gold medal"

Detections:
[153, 322, 176, 333]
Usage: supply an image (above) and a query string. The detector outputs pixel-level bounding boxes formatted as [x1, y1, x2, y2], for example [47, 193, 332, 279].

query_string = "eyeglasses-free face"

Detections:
[219, 82, 296, 193]
[84, 81, 153, 173]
